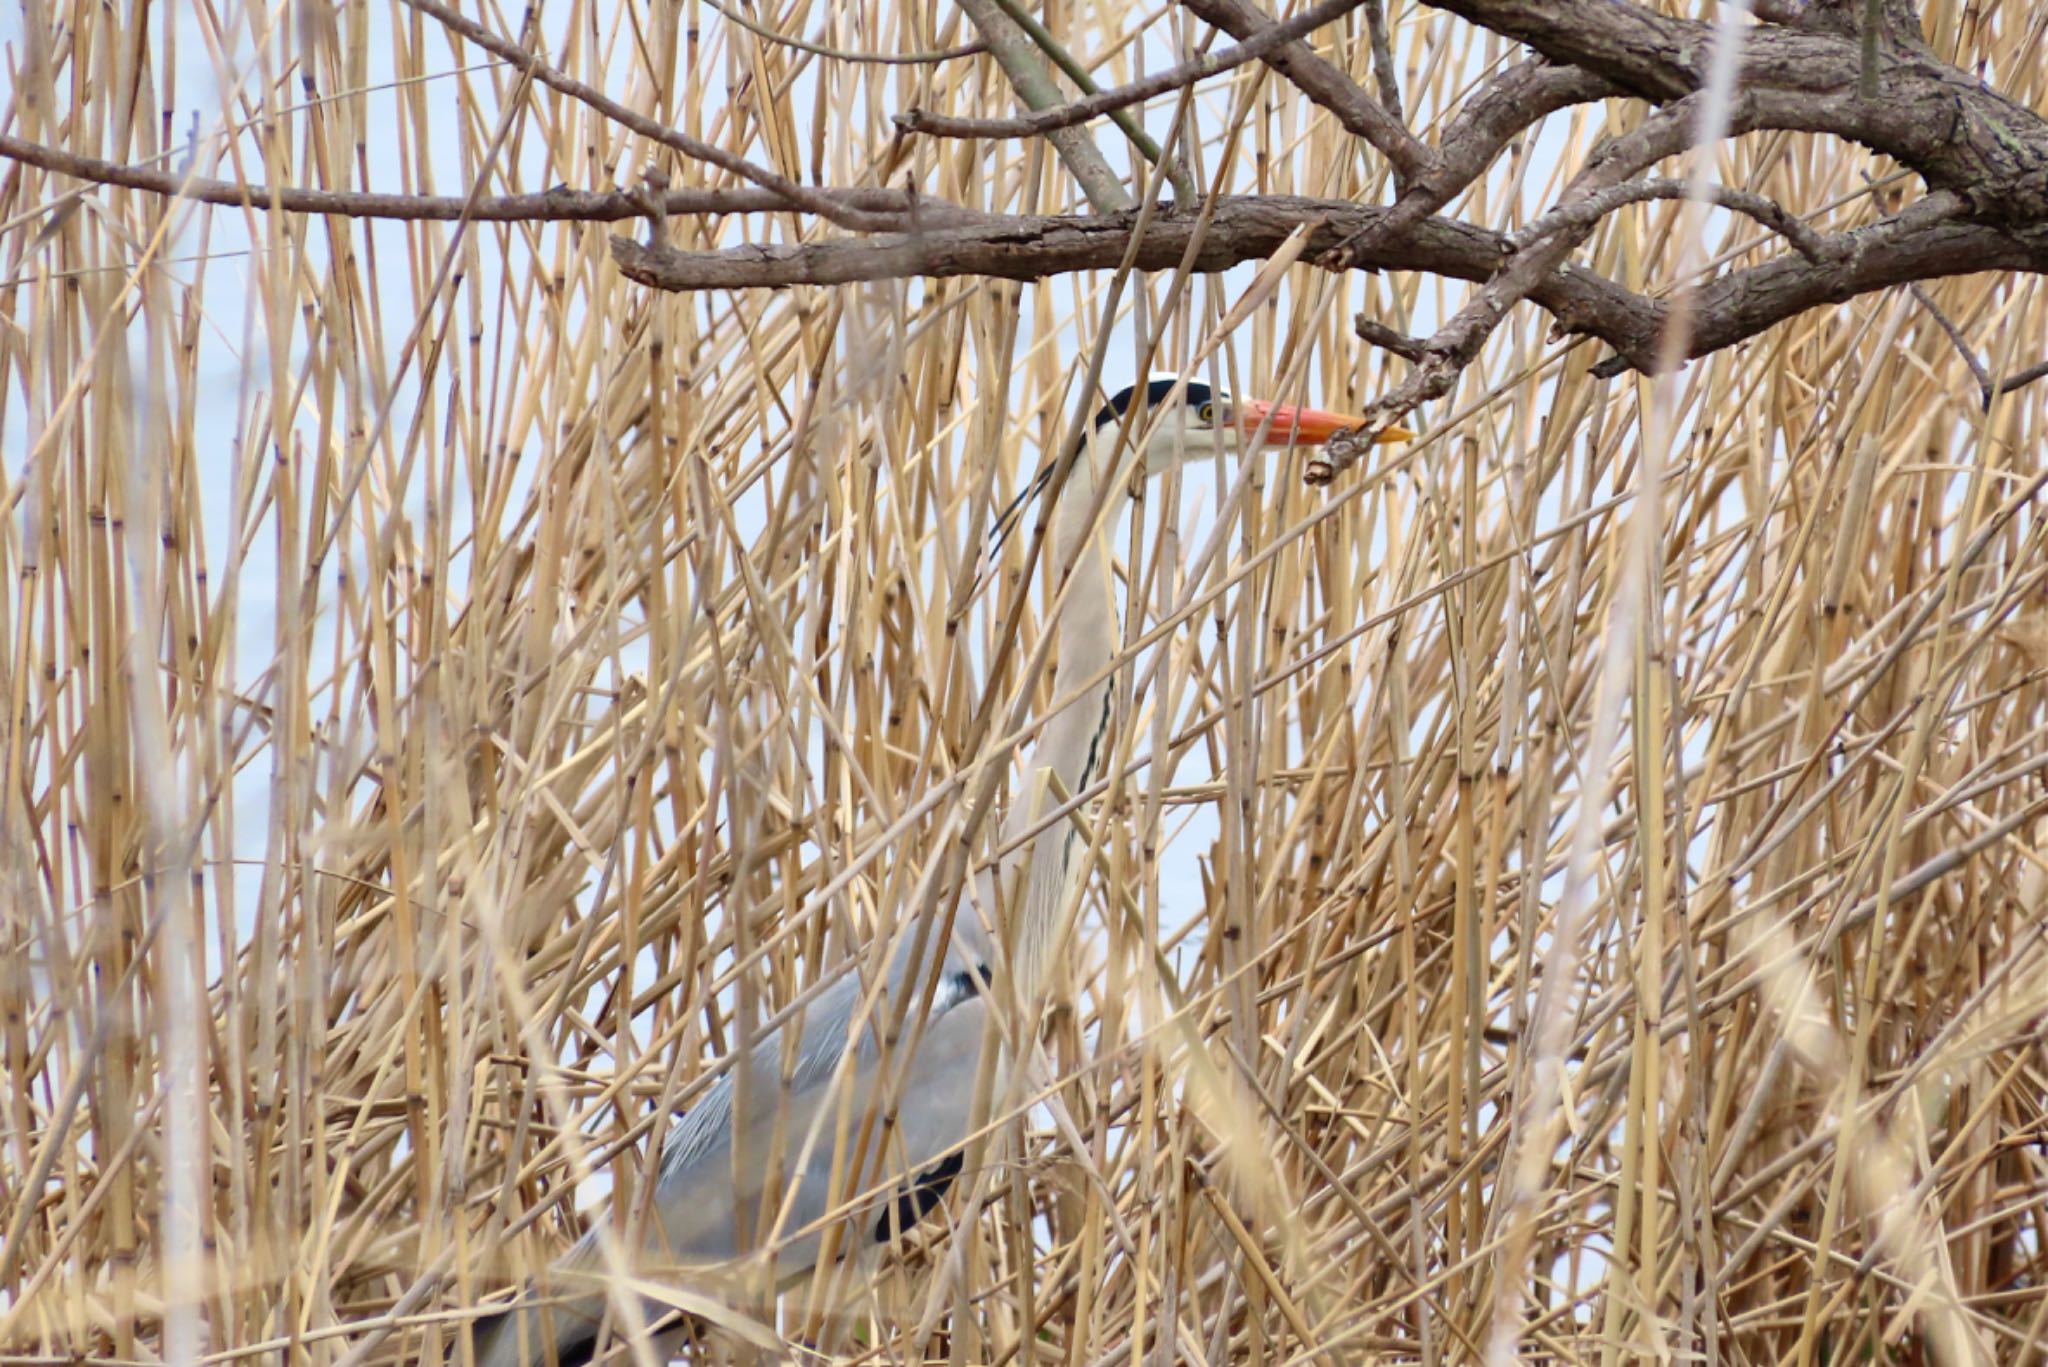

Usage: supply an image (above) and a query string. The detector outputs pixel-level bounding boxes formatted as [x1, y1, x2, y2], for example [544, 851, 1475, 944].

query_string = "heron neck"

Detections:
[999, 427, 1122, 997]
[1048, 433, 1120, 699]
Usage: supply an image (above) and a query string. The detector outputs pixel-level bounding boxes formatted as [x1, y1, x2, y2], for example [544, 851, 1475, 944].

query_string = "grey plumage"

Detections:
[470, 939, 990, 1367]
[465, 377, 1387, 1367]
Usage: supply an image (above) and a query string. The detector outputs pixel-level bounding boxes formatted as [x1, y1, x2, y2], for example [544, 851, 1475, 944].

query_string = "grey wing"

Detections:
[634, 942, 991, 1267]
[652, 967, 868, 1190]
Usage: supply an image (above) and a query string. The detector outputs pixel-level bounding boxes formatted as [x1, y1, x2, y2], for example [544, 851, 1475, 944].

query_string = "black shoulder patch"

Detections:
[939, 961, 994, 1011]
[872, 1150, 967, 1244]
[474, 1301, 610, 1367]
[554, 1322, 603, 1367]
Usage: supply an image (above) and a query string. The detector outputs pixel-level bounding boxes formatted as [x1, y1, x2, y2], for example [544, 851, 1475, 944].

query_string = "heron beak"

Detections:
[1236, 399, 1415, 446]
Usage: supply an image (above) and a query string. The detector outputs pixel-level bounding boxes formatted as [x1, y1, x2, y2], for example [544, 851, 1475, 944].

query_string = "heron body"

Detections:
[468, 378, 1405, 1367]
[470, 952, 989, 1367]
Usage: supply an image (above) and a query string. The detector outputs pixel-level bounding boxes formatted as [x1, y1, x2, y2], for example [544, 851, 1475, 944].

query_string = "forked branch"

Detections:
[6, 0, 2045, 416]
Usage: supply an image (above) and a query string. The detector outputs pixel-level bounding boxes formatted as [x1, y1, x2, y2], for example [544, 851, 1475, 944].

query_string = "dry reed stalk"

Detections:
[2, 0, 2046, 1364]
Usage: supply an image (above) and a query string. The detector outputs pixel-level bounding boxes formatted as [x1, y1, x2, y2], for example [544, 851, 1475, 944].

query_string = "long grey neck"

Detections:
[996, 427, 1122, 1000]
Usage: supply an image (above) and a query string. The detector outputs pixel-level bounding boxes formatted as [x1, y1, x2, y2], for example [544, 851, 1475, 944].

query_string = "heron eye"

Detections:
[1198, 402, 1217, 425]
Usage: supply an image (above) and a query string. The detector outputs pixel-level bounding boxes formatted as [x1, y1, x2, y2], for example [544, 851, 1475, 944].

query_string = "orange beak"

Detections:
[1235, 399, 1415, 446]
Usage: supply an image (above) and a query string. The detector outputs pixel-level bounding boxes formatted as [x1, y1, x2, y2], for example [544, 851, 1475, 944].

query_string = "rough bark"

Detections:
[610, 194, 2047, 383]
[7, 0, 2045, 389]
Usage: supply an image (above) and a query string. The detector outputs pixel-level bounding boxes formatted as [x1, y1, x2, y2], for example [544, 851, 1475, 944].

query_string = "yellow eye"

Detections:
[1198, 402, 1216, 424]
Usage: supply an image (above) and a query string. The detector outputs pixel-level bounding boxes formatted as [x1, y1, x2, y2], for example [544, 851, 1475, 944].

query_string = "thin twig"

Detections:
[1993, 355, 2048, 396]
[1181, 0, 1434, 184]
[0, 135, 983, 224]
[706, 0, 985, 64]
[949, 0, 1139, 211]
[1515, 177, 1832, 262]
[397, 0, 899, 230]
[895, 0, 1363, 140]
[1363, 0, 1405, 123]
[1312, 93, 1746, 481]
[980, 0, 1194, 201]
[1354, 315, 1428, 360]
[1907, 281, 1994, 403]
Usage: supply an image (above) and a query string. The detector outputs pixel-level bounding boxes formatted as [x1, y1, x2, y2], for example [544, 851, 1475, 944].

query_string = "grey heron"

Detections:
[466, 377, 1408, 1367]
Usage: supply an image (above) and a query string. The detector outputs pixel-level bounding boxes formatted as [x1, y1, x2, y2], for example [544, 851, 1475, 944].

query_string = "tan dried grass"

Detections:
[2, 0, 2046, 1364]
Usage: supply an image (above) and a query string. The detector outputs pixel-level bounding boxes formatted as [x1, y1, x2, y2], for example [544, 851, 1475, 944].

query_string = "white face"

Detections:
[984, 378, 1390, 570]
[1140, 394, 1237, 474]
[1091, 379, 1236, 475]
[1107, 377, 1390, 473]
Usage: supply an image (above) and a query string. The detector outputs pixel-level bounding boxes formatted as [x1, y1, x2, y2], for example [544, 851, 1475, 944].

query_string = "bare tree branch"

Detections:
[0, 134, 987, 226]
[1179, 0, 1436, 185]
[11, 0, 2037, 435]
[606, 187, 2044, 397]
[1318, 58, 1617, 268]
[703, 0, 985, 65]
[950, 0, 1142, 211]
[1594, 213, 2048, 378]
[397, 0, 901, 231]
[894, 0, 1364, 140]
[977, 0, 1191, 200]
[1415, 0, 2048, 227]
[1515, 177, 1834, 262]
[1316, 95, 1729, 477]
[1362, 0, 1405, 124]
[610, 195, 1511, 288]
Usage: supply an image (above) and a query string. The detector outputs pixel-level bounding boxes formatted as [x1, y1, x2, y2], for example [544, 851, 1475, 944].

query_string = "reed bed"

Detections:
[2, 0, 2046, 1363]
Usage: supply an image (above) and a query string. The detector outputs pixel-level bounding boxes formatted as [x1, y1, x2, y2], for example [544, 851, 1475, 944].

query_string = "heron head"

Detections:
[1093, 376, 1413, 475]
[983, 376, 1415, 573]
